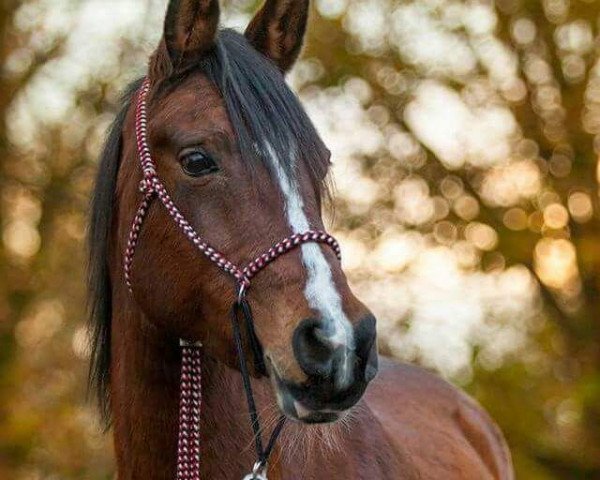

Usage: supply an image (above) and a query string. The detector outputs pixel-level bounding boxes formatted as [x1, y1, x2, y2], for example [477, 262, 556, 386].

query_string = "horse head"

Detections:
[106, 0, 377, 425]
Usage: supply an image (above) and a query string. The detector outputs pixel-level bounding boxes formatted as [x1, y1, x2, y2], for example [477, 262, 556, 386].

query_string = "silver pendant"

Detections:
[242, 461, 268, 480]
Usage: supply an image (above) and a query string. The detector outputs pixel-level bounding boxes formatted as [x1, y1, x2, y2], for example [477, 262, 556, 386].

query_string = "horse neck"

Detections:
[110, 292, 274, 479]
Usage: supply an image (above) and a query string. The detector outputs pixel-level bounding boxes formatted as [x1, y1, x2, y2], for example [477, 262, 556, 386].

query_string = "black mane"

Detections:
[87, 77, 143, 424]
[87, 29, 329, 423]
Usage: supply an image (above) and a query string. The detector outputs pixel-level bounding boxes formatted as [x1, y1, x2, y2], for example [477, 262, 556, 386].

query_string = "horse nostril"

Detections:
[293, 318, 339, 378]
[355, 315, 378, 383]
[364, 341, 378, 382]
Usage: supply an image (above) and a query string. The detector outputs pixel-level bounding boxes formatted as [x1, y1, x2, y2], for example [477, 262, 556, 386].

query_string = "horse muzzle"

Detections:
[271, 315, 378, 424]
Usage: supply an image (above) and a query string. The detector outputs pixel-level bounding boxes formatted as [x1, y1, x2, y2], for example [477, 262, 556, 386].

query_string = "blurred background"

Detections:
[0, 0, 599, 478]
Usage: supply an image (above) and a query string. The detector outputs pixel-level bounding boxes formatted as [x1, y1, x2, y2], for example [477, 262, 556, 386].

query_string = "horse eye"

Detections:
[179, 149, 219, 177]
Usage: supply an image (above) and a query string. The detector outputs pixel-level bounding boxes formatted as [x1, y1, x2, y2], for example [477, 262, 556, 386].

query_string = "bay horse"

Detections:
[88, 0, 514, 478]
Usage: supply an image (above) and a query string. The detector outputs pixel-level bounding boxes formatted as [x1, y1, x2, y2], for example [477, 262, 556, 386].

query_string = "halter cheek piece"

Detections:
[124, 78, 342, 480]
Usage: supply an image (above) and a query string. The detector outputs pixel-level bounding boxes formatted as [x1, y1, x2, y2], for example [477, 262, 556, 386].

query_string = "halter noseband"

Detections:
[124, 78, 341, 479]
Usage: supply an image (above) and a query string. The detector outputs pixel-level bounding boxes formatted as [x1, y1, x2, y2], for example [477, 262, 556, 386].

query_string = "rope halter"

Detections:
[124, 78, 342, 479]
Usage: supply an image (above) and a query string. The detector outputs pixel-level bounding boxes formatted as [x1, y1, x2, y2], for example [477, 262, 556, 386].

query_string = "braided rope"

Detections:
[176, 343, 202, 480]
[125, 80, 248, 290]
[124, 191, 153, 290]
[125, 78, 342, 479]
[243, 231, 341, 281]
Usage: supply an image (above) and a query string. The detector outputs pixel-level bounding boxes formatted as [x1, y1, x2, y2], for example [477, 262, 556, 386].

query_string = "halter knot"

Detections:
[138, 178, 155, 195]
[237, 278, 250, 301]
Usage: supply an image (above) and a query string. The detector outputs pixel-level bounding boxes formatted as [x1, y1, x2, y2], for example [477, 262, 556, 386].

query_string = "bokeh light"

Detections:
[1, 0, 600, 478]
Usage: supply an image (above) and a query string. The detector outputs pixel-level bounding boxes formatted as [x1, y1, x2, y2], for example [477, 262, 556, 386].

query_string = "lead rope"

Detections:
[177, 288, 285, 480]
[177, 341, 203, 480]
[175, 292, 285, 480]
[127, 78, 342, 480]
[231, 292, 286, 479]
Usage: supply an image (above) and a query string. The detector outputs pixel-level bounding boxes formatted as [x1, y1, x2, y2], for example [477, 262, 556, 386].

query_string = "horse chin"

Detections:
[274, 384, 346, 424]
[267, 361, 349, 425]
[289, 403, 344, 425]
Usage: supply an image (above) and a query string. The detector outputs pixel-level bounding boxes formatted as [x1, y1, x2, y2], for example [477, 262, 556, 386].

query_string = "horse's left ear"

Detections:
[245, 0, 310, 73]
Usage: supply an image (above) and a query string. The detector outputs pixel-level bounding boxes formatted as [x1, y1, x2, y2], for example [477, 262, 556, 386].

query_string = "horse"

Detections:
[87, 0, 514, 478]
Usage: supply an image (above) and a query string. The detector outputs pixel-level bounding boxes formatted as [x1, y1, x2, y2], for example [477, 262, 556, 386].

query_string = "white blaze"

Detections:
[266, 144, 354, 387]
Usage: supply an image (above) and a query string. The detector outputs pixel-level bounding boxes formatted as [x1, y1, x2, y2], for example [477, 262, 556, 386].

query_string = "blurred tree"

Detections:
[0, 0, 66, 474]
[300, 1, 600, 478]
[0, 1, 599, 479]
[0, 0, 146, 478]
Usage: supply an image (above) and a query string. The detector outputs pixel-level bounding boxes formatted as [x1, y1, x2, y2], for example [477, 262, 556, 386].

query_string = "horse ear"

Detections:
[244, 0, 310, 73]
[163, 0, 220, 70]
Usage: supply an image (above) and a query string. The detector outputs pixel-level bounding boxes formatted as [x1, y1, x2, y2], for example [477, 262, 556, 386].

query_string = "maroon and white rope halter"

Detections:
[124, 78, 341, 479]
